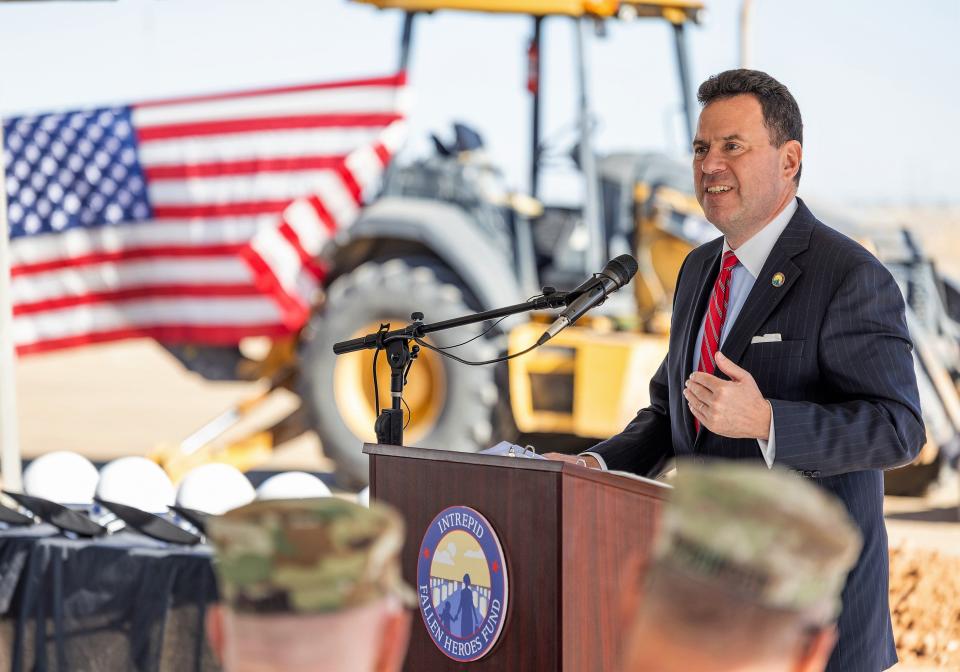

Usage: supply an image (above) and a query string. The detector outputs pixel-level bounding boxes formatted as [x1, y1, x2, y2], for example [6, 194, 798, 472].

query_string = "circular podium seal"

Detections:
[416, 506, 508, 662]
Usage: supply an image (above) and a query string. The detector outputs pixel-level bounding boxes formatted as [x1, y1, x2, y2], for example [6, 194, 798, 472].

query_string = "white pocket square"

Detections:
[751, 333, 782, 344]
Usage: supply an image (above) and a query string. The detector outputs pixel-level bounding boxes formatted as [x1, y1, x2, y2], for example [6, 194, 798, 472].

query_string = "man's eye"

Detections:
[726, 143, 741, 151]
[693, 147, 707, 157]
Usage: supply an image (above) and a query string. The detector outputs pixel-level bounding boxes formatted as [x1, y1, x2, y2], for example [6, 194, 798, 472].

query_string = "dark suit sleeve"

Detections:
[588, 353, 675, 476]
[770, 259, 925, 477]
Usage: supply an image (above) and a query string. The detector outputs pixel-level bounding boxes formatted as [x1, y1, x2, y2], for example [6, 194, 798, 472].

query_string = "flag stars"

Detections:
[6, 106, 149, 238]
[104, 204, 123, 223]
[64, 193, 81, 214]
[51, 211, 68, 230]
[48, 183, 64, 203]
[24, 213, 41, 234]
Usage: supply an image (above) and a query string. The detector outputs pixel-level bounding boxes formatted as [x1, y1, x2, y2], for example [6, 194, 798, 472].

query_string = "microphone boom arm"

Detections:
[332, 290, 570, 355]
[330, 254, 635, 449]
[331, 289, 570, 448]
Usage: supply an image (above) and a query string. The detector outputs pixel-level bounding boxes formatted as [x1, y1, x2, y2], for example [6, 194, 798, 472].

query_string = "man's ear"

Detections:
[205, 604, 225, 664]
[781, 140, 802, 182]
[793, 625, 837, 672]
[374, 607, 412, 672]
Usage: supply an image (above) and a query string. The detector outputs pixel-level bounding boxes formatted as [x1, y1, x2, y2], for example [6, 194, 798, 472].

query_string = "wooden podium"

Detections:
[365, 443, 668, 671]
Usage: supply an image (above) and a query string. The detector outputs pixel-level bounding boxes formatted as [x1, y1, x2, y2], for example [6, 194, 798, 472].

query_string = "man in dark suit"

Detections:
[552, 70, 925, 671]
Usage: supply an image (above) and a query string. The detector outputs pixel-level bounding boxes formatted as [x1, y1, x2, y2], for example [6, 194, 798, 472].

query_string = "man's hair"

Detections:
[697, 69, 803, 185]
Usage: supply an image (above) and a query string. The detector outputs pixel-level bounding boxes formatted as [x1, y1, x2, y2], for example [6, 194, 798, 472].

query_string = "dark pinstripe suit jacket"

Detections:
[593, 199, 925, 671]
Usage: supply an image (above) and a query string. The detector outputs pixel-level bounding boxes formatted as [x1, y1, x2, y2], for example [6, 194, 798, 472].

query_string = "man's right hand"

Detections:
[543, 453, 602, 469]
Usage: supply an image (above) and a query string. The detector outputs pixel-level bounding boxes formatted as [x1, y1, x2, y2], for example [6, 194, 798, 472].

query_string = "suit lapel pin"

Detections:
[771, 272, 785, 288]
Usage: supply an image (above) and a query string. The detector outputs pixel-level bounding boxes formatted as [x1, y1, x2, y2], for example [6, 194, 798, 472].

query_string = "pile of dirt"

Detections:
[890, 544, 960, 668]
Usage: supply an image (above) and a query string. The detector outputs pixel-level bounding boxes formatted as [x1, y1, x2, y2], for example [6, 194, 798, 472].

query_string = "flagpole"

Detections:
[0, 120, 23, 491]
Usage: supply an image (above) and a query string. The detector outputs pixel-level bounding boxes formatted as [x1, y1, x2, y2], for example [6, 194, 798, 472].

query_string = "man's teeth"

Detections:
[706, 186, 732, 193]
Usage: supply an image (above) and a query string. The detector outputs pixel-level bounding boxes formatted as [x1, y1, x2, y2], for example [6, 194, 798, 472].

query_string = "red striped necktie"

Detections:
[695, 250, 740, 432]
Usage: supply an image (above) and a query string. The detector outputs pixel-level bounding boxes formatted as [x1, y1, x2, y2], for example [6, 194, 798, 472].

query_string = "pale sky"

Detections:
[0, 0, 956, 206]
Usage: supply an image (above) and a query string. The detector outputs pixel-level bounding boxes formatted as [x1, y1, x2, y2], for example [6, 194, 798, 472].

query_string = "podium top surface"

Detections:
[363, 443, 671, 499]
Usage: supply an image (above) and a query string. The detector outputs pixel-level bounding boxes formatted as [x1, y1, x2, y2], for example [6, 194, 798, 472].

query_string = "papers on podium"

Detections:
[479, 441, 547, 460]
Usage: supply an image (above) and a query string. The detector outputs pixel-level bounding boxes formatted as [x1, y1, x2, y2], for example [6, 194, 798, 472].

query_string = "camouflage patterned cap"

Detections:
[207, 497, 415, 614]
[654, 460, 863, 623]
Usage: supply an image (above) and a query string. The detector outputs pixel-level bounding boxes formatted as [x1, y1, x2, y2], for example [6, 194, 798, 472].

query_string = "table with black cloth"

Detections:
[0, 524, 220, 672]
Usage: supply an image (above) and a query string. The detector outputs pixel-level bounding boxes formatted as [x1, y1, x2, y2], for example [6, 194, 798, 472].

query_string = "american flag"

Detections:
[3, 73, 408, 355]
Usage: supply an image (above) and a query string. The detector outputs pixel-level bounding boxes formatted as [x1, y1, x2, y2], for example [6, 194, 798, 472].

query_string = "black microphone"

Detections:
[537, 254, 638, 346]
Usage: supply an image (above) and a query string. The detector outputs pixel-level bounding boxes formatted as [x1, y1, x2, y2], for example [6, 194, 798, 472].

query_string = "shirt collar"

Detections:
[722, 197, 798, 278]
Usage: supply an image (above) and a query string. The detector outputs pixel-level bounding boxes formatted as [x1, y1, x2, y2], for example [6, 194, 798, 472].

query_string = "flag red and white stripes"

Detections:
[3, 73, 408, 355]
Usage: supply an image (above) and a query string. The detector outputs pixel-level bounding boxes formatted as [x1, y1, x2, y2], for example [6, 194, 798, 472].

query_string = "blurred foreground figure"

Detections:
[622, 462, 862, 672]
[206, 497, 414, 672]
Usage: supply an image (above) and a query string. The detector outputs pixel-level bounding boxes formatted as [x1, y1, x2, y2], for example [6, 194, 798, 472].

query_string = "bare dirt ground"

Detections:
[8, 339, 330, 474]
[5, 337, 960, 670]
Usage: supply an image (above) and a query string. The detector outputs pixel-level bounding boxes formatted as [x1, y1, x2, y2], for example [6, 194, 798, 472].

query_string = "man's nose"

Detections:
[700, 147, 725, 174]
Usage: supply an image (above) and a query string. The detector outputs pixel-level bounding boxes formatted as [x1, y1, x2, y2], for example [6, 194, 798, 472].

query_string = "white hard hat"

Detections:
[96, 457, 175, 514]
[23, 451, 99, 506]
[175, 463, 255, 515]
[255, 471, 331, 500]
[357, 487, 370, 507]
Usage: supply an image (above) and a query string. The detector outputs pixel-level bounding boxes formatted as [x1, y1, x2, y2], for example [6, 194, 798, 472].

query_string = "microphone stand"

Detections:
[332, 288, 570, 447]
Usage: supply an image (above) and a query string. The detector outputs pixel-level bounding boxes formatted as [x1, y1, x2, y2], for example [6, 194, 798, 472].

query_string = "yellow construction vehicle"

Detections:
[155, 0, 960, 494]
[153, 0, 708, 486]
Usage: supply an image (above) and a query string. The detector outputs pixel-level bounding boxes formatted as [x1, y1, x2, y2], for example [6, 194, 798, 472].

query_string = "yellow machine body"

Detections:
[352, 0, 703, 22]
[507, 321, 668, 436]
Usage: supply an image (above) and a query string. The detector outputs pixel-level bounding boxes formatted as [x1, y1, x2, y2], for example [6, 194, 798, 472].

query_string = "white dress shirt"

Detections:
[584, 197, 798, 471]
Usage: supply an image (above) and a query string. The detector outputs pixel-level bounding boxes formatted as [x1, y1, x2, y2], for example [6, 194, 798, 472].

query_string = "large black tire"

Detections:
[300, 258, 505, 487]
